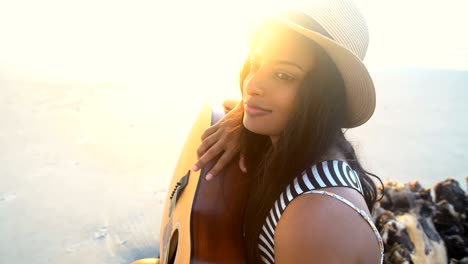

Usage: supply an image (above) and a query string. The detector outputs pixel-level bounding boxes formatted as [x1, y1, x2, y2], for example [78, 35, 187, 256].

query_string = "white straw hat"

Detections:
[251, 0, 375, 128]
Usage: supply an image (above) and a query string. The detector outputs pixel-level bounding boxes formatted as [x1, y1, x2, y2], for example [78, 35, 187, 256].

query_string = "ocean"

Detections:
[348, 67, 467, 192]
[0, 66, 466, 263]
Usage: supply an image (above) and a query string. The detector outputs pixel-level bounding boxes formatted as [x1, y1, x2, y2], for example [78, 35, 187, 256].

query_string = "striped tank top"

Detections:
[257, 160, 384, 264]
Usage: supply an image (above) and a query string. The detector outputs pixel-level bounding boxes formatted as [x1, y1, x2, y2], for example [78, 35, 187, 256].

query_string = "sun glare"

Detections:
[0, 0, 467, 106]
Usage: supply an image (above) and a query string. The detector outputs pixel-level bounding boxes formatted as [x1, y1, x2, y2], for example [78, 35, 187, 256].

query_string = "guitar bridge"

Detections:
[168, 170, 190, 217]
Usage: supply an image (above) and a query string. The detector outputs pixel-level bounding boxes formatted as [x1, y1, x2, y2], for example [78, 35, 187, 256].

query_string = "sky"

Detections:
[0, 0, 467, 96]
[355, 0, 468, 70]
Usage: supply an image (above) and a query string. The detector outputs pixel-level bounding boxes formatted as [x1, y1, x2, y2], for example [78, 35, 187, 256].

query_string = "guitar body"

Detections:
[159, 104, 248, 264]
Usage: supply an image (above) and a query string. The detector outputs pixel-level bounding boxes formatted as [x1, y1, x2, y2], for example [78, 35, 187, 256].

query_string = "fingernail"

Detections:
[205, 173, 213, 181]
[192, 165, 199, 171]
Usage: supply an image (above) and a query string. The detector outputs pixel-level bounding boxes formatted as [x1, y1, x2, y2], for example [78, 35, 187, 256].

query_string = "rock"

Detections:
[450, 256, 468, 264]
[379, 181, 416, 213]
[434, 178, 468, 215]
[375, 210, 414, 263]
[383, 243, 414, 264]
[374, 178, 468, 264]
[432, 179, 468, 261]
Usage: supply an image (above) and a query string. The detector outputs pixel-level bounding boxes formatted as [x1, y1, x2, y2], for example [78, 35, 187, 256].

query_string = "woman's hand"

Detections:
[192, 100, 246, 181]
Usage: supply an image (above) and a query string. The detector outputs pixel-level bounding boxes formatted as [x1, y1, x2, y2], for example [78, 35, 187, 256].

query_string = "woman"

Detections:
[133, 0, 384, 263]
[193, 2, 385, 264]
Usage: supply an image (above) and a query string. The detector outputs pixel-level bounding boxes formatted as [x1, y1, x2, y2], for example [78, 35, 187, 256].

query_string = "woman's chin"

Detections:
[243, 119, 269, 135]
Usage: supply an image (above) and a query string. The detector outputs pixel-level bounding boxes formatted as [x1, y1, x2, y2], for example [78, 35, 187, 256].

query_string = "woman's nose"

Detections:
[245, 70, 266, 97]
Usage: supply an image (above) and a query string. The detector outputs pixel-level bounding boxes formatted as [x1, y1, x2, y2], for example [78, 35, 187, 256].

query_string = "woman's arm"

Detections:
[192, 99, 246, 180]
[274, 193, 380, 264]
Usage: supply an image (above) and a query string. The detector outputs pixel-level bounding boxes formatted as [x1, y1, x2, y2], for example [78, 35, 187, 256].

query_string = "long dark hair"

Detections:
[239, 18, 384, 263]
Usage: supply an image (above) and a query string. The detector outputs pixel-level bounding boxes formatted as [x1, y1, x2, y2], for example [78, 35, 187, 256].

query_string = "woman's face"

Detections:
[242, 27, 317, 144]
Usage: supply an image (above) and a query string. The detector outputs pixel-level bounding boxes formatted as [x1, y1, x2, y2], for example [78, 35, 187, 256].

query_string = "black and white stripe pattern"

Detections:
[257, 160, 364, 264]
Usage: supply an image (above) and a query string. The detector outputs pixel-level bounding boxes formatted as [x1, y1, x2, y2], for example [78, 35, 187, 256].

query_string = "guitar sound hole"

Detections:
[168, 229, 179, 264]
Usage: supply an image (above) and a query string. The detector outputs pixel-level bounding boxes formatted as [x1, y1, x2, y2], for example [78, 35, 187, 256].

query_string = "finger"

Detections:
[193, 140, 224, 172]
[222, 99, 240, 113]
[197, 130, 221, 159]
[205, 150, 236, 181]
[239, 154, 247, 173]
[201, 123, 218, 140]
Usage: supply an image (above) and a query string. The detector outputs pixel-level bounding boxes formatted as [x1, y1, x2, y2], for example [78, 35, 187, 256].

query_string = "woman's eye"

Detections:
[276, 72, 293, 81]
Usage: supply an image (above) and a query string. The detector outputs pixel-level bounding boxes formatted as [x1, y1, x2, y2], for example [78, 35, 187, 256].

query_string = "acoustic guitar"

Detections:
[157, 103, 248, 264]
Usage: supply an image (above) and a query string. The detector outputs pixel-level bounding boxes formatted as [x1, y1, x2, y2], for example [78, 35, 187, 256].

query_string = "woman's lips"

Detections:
[245, 104, 272, 116]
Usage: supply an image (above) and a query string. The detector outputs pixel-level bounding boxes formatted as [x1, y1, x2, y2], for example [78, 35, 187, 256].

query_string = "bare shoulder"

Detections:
[274, 190, 381, 264]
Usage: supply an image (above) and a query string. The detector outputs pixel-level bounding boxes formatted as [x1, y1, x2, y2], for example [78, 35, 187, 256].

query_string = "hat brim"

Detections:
[269, 16, 376, 128]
